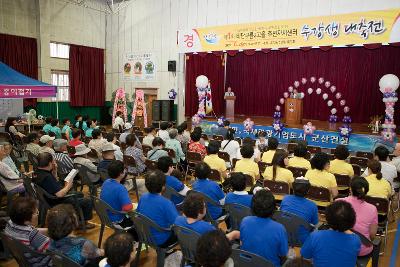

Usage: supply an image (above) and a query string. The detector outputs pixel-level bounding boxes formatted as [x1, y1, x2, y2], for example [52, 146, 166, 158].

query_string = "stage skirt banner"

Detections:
[178, 9, 400, 53]
[0, 85, 57, 98]
[200, 121, 396, 152]
[122, 52, 156, 81]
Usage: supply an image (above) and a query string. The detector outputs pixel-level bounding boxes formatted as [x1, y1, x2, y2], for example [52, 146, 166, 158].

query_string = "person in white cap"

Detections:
[97, 143, 116, 173]
[73, 144, 100, 183]
[119, 122, 141, 149]
[38, 135, 55, 156]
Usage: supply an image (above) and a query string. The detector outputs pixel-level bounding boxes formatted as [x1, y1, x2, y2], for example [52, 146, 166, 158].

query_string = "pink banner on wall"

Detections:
[0, 85, 57, 98]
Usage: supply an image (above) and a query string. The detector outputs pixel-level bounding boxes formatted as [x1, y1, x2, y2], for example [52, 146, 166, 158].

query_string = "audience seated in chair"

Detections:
[85, 119, 97, 138]
[239, 137, 261, 162]
[192, 162, 225, 220]
[280, 177, 318, 243]
[221, 128, 240, 164]
[33, 152, 94, 229]
[240, 190, 288, 266]
[147, 137, 169, 161]
[5, 117, 25, 139]
[42, 117, 53, 134]
[2, 142, 20, 176]
[337, 176, 378, 256]
[188, 131, 207, 159]
[47, 204, 103, 265]
[305, 152, 338, 198]
[26, 132, 41, 156]
[142, 126, 156, 148]
[112, 111, 125, 131]
[329, 145, 354, 177]
[225, 172, 253, 208]
[39, 135, 55, 156]
[53, 139, 74, 175]
[4, 196, 51, 266]
[263, 150, 294, 185]
[301, 201, 361, 267]
[261, 137, 279, 164]
[157, 121, 170, 142]
[363, 146, 397, 189]
[234, 145, 260, 181]
[50, 119, 62, 139]
[73, 144, 100, 183]
[196, 230, 233, 267]
[166, 128, 186, 164]
[124, 134, 146, 175]
[74, 114, 88, 132]
[119, 123, 141, 148]
[214, 120, 230, 139]
[0, 143, 24, 194]
[99, 160, 137, 237]
[99, 232, 135, 267]
[97, 143, 116, 173]
[364, 160, 393, 199]
[69, 129, 84, 147]
[157, 156, 189, 205]
[288, 144, 311, 170]
[136, 170, 178, 246]
[105, 132, 123, 161]
[61, 118, 73, 142]
[204, 140, 227, 180]
[88, 129, 107, 157]
[255, 131, 268, 152]
[176, 124, 190, 153]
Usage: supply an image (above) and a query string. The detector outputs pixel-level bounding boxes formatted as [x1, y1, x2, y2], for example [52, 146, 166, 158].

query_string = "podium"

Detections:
[224, 96, 236, 121]
[285, 98, 303, 125]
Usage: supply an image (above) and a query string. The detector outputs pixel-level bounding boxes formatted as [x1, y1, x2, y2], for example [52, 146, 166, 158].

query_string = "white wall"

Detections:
[106, 0, 400, 123]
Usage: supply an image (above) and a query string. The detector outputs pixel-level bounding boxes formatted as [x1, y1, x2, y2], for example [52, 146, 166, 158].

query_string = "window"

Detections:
[51, 71, 69, 101]
[50, 42, 69, 58]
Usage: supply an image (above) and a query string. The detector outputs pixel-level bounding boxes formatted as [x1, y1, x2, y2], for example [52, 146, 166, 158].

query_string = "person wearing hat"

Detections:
[73, 144, 100, 183]
[39, 135, 55, 156]
[119, 123, 142, 149]
[280, 177, 318, 243]
[53, 139, 74, 176]
[98, 143, 116, 173]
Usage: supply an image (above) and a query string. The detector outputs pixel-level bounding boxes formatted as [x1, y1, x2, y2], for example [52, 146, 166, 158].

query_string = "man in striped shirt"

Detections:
[5, 196, 51, 267]
[53, 139, 74, 176]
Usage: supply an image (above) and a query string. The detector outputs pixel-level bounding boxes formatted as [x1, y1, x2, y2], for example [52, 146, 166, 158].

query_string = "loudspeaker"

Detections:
[152, 100, 161, 121]
[168, 60, 176, 72]
[161, 100, 174, 121]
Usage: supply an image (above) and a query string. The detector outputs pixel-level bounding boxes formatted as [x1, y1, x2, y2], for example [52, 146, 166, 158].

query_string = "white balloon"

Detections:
[340, 99, 346, 106]
[331, 108, 337, 114]
[379, 74, 400, 93]
[344, 106, 350, 113]
[300, 92, 305, 99]
[310, 76, 316, 83]
[335, 92, 342, 99]
[318, 77, 324, 84]
[280, 98, 285, 104]
[301, 78, 307, 84]
[322, 93, 328, 100]
[327, 100, 333, 106]
[283, 92, 289, 98]
[288, 86, 294, 92]
[316, 88, 322, 94]
[195, 75, 209, 89]
[307, 88, 313, 94]
[330, 86, 336, 93]
[294, 81, 300, 88]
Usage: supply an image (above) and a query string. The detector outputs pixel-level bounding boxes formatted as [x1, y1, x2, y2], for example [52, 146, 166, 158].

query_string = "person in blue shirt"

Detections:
[280, 177, 318, 244]
[157, 156, 189, 205]
[136, 170, 179, 246]
[42, 117, 53, 134]
[301, 201, 361, 267]
[240, 189, 288, 266]
[61, 118, 73, 141]
[75, 114, 88, 132]
[50, 119, 61, 139]
[85, 119, 98, 138]
[192, 162, 225, 220]
[225, 172, 253, 208]
[99, 160, 137, 239]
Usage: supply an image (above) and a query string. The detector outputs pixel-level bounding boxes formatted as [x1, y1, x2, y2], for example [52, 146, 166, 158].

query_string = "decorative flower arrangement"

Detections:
[112, 88, 128, 125]
[243, 118, 255, 132]
[192, 114, 203, 127]
[168, 89, 177, 100]
[339, 124, 353, 138]
[303, 122, 316, 140]
[217, 116, 226, 127]
[273, 105, 282, 120]
[328, 108, 338, 123]
[379, 74, 399, 142]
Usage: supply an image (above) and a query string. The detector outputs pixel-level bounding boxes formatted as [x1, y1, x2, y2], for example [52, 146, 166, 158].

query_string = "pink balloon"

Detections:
[275, 105, 281, 111]
[340, 99, 346, 106]
[327, 100, 333, 106]
[294, 81, 300, 88]
[330, 86, 336, 93]
[288, 86, 293, 92]
[283, 92, 289, 98]
[316, 88, 322, 94]
[344, 106, 350, 113]
[335, 92, 342, 99]
[318, 77, 324, 84]
[310, 76, 316, 83]
[331, 108, 337, 114]
[280, 98, 285, 104]
[301, 78, 307, 84]
[325, 81, 331, 88]
[307, 88, 313, 94]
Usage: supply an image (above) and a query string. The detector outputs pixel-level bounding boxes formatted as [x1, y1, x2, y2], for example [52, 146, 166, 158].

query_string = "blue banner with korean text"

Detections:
[200, 121, 395, 152]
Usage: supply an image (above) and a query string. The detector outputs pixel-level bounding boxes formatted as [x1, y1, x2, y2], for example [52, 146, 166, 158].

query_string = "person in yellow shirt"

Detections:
[261, 137, 278, 164]
[234, 144, 260, 181]
[288, 144, 311, 170]
[329, 145, 354, 177]
[203, 140, 227, 180]
[305, 152, 338, 198]
[365, 160, 392, 199]
[263, 150, 294, 184]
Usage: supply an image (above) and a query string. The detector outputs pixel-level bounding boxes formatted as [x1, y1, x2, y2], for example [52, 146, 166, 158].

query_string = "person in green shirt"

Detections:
[61, 118, 73, 141]
[42, 117, 53, 134]
[50, 119, 61, 139]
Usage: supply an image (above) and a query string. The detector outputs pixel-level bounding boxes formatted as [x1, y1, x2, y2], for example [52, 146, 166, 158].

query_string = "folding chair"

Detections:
[172, 225, 201, 266]
[0, 232, 50, 267]
[142, 144, 152, 155]
[92, 197, 128, 247]
[21, 173, 37, 198]
[353, 230, 381, 267]
[224, 203, 252, 231]
[74, 163, 100, 197]
[26, 151, 38, 171]
[50, 249, 81, 267]
[334, 174, 351, 196]
[306, 186, 332, 211]
[192, 190, 227, 227]
[350, 156, 368, 169]
[0, 173, 22, 212]
[185, 151, 202, 180]
[123, 155, 140, 201]
[287, 143, 298, 154]
[287, 166, 308, 178]
[231, 248, 274, 267]
[356, 151, 374, 160]
[352, 164, 362, 176]
[163, 185, 184, 205]
[365, 196, 390, 254]
[129, 211, 178, 267]
[263, 180, 290, 201]
[258, 161, 271, 178]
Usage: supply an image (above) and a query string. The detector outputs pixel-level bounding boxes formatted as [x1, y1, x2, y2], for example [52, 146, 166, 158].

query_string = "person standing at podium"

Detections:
[224, 86, 235, 97]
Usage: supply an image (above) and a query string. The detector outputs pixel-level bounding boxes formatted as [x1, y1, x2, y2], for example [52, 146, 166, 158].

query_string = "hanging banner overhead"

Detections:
[178, 9, 400, 53]
[122, 52, 156, 81]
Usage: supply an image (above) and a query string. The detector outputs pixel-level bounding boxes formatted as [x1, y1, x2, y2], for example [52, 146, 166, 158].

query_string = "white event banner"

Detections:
[122, 52, 156, 81]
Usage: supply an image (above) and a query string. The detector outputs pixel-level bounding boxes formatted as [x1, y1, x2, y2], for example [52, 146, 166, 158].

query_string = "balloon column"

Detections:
[196, 75, 209, 117]
[379, 74, 399, 142]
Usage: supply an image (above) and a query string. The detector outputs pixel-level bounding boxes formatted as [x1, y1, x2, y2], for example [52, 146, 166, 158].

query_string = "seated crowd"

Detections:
[0, 116, 398, 267]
